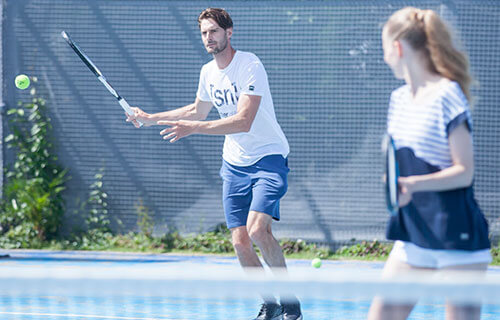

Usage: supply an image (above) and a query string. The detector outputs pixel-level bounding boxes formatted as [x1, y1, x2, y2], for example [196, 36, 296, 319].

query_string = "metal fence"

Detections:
[3, 0, 500, 245]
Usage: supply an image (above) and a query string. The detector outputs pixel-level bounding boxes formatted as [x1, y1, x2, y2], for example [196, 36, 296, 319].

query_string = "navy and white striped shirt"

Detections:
[386, 80, 490, 250]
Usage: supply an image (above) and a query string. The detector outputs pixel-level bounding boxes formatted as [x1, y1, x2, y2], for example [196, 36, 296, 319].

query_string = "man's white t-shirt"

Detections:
[196, 50, 289, 166]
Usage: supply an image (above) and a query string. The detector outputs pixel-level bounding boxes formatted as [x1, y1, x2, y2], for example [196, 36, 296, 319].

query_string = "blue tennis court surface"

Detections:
[0, 250, 499, 319]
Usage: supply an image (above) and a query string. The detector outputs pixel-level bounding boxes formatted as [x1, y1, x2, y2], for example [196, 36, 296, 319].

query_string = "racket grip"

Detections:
[119, 99, 143, 127]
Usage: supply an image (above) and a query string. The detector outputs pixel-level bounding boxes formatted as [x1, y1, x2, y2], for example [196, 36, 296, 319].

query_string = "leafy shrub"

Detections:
[0, 85, 67, 247]
[281, 238, 333, 259]
[336, 240, 392, 259]
[64, 168, 116, 250]
[136, 199, 154, 238]
[170, 225, 234, 253]
[491, 247, 499, 265]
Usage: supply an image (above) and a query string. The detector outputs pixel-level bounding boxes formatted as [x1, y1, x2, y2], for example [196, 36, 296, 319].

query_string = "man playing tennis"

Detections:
[126, 7, 302, 320]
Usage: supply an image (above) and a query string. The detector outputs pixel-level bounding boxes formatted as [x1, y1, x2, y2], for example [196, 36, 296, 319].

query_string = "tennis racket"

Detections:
[61, 31, 142, 127]
[383, 134, 399, 215]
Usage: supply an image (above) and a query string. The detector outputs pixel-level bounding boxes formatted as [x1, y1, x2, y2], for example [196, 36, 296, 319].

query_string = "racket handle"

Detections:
[119, 98, 143, 127]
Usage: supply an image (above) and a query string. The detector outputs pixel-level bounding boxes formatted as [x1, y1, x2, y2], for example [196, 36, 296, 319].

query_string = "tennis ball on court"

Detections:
[311, 258, 322, 268]
[15, 74, 30, 90]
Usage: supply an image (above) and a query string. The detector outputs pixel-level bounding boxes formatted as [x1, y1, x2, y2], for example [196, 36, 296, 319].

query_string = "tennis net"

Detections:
[1, 256, 499, 319]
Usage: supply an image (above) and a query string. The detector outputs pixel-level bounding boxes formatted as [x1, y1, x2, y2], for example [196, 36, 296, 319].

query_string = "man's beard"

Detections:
[208, 36, 228, 54]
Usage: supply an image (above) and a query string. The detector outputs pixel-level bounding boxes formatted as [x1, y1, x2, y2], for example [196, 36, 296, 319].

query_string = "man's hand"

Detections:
[158, 120, 199, 143]
[125, 107, 153, 128]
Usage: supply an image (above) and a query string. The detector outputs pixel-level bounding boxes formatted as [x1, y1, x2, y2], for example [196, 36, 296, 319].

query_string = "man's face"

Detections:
[200, 18, 231, 54]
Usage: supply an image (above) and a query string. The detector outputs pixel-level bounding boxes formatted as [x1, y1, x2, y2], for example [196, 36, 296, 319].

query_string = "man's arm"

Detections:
[126, 97, 213, 127]
[158, 94, 261, 143]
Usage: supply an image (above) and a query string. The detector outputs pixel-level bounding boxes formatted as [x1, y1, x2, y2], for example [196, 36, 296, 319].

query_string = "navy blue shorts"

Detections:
[219, 155, 289, 229]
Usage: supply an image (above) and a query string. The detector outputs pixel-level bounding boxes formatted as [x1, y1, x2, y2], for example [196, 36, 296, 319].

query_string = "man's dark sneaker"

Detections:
[282, 301, 303, 320]
[252, 303, 284, 320]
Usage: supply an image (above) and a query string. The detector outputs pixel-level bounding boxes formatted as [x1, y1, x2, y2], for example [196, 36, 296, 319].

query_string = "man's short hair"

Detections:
[198, 8, 233, 30]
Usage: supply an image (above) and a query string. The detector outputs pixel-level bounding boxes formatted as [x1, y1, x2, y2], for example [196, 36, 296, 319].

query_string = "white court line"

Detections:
[0, 312, 177, 320]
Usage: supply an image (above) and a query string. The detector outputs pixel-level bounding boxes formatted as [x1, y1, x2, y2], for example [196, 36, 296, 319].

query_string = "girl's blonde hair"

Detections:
[384, 7, 472, 102]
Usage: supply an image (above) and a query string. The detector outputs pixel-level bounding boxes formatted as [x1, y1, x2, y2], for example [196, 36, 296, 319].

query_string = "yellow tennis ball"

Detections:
[15, 74, 30, 90]
[311, 258, 322, 268]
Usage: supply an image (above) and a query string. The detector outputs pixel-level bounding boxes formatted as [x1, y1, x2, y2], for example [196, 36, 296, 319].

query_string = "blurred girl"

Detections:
[368, 7, 491, 320]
